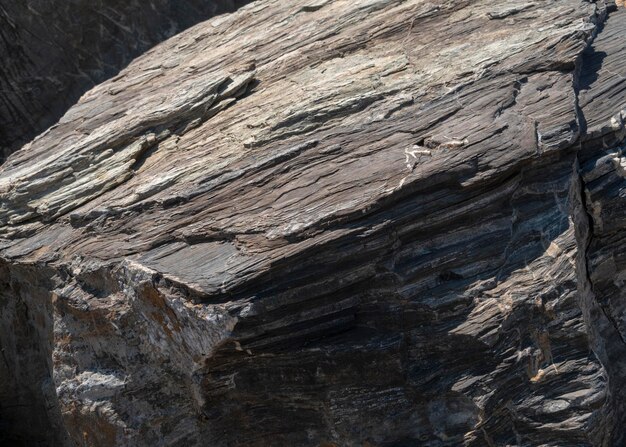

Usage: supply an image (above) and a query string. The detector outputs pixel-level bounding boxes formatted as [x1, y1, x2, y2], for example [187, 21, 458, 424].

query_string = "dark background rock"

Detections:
[0, 0, 251, 162]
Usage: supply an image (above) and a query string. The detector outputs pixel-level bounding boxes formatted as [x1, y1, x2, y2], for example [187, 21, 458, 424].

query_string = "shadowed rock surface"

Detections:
[1, 0, 626, 446]
[0, 0, 251, 162]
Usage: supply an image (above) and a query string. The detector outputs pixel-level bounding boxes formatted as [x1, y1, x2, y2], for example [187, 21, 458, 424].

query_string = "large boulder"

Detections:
[1, 1, 626, 445]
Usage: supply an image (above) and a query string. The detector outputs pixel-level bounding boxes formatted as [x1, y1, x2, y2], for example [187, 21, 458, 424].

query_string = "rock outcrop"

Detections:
[1, 0, 626, 446]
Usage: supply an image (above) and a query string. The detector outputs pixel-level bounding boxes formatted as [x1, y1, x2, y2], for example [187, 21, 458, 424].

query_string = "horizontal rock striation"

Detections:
[1, 0, 626, 446]
[575, 6, 626, 445]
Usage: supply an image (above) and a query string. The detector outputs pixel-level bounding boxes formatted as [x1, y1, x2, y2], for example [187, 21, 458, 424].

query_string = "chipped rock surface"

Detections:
[1, 0, 626, 446]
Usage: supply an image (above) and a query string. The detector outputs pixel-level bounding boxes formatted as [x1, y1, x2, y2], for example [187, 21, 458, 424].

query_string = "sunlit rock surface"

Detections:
[1, 0, 626, 445]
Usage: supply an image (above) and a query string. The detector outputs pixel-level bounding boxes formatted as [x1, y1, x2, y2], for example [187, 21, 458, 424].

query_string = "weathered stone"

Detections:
[1, 0, 626, 446]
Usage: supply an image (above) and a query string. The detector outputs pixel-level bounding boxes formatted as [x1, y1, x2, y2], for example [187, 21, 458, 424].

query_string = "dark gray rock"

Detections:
[0, 0, 251, 162]
[1, 0, 626, 446]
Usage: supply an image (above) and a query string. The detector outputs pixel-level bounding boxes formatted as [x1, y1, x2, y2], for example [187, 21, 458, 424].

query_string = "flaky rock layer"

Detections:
[1, 0, 626, 446]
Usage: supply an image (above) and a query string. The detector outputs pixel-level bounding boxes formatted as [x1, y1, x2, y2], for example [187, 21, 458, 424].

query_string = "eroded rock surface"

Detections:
[1, 0, 626, 446]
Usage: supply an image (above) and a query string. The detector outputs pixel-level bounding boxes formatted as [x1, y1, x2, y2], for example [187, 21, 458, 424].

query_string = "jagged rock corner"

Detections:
[1, 0, 626, 446]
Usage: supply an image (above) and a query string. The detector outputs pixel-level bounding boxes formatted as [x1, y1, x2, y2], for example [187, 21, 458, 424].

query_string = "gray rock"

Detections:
[1, 0, 626, 446]
[0, 0, 252, 162]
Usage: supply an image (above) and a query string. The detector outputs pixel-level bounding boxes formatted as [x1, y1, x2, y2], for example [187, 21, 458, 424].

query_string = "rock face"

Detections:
[0, 0, 250, 162]
[1, 0, 626, 446]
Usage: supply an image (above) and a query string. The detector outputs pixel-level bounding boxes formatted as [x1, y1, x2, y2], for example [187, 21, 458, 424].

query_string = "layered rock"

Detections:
[575, 6, 626, 442]
[1, 0, 626, 446]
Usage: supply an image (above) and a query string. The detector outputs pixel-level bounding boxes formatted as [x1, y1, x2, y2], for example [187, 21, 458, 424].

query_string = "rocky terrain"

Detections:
[0, 0, 250, 162]
[1, 0, 626, 446]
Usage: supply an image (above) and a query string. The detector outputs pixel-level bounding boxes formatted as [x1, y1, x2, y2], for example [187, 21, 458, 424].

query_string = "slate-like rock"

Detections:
[1, 0, 626, 446]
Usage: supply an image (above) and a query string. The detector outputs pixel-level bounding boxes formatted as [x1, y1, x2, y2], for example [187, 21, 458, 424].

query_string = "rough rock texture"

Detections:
[0, 0, 250, 162]
[1, 0, 626, 446]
